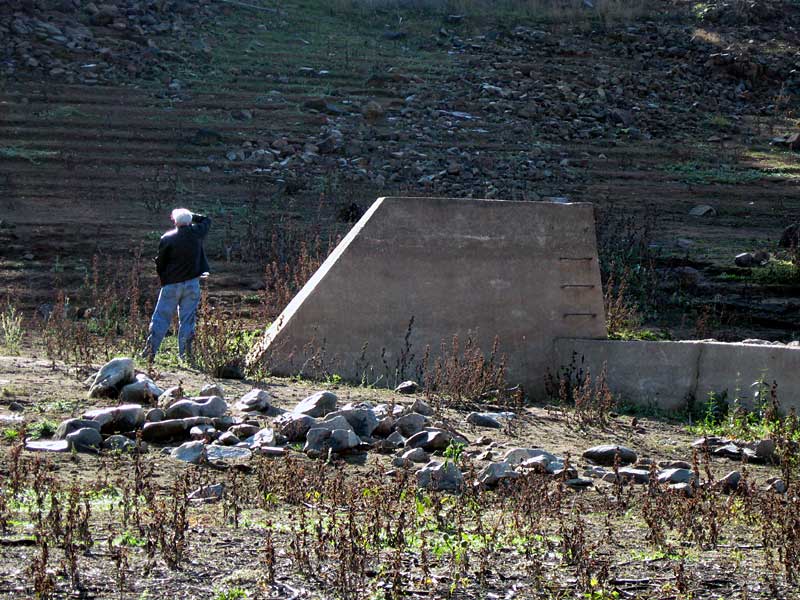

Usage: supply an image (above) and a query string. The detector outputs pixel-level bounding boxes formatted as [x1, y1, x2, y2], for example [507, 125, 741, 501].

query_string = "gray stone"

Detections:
[317, 414, 355, 434]
[275, 413, 317, 441]
[718, 470, 741, 492]
[328, 429, 361, 452]
[206, 445, 252, 461]
[229, 423, 260, 439]
[190, 424, 217, 441]
[166, 396, 228, 419]
[753, 438, 776, 460]
[217, 431, 240, 446]
[327, 406, 378, 438]
[304, 428, 331, 453]
[565, 478, 594, 489]
[411, 398, 434, 416]
[25, 439, 70, 452]
[394, 381, 419, 394]
[66, 427, 102, 451]
[405, 429, 452, 451]
[119, 377, 164, 405]
[416, 460, 464, 492]
[142, 417, 214, 442]
[373, 416, 395, 438]
[102, 434, 137, 452]
[171, 441, 207, 464]
[669, 482, 694, 497]
[395, 413, 428, 437]
[294, 391, 337, 417]
[504, 448, 558, 467]
[245, 427, 287, 448]
[255, 446, 288, 457]
[477, 461, 520, 487]
[158, 386, 184, 410]
[55, 418, 100, 440]
[88, 357, 135, 397]
[766, 478, 787, 494]
[385, 431, 406, 447]
[188, 483, 225, 502]
[236, 389, 272, 412]
[582, 445, 637, 466]
[689, 204, 716, 217]
[617, 467, 650, 484]
[401, 447, 430, 464]
[657, 468, 695, 484]
[200, 383, 225, 398]
[84, 404, 145, 433]
[146, 408, 165, 422]
[713, 443, 742, 459]
[466, 412, 504, 428]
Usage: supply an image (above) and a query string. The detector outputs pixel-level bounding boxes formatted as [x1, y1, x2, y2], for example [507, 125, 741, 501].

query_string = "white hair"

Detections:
[171, 208, 192, 227]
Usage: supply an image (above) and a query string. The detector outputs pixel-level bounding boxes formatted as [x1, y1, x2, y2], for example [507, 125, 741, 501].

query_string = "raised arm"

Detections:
[191, 213, 211, 238]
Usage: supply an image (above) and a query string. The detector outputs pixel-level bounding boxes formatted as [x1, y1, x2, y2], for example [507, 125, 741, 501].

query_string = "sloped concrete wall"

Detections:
[555, 339, 800, 412]
[248, 197, 607, 394]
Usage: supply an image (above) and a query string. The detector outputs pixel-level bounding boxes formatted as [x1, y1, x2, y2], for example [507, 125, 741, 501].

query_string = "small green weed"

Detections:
[214, 587, 247, 600]
[752, 260, 800, 285]
[113, 531, 146, 547]
[2, 427, 20, 442]
[607, 328, 671, 341]
[0, 303, 23, 354]
[28, 419, 57, 440]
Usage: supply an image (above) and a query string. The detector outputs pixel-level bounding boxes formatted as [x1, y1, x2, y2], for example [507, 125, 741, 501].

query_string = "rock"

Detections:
[466, 412, 513, 428]
[188, 483, 225, 502]
[660, 460, 692, 469]
[119, 377, 164, 405]
[405, 429, 452, 451]
[275, 413, 317, 442]
[361, 100, 384, 121]
[689, 204, 716, 217]
[255, 446, 289, 457]
[206, 446, 251, 461]
[713, 443, 742, 459]
[171, 441, 207, 464]
[304, 428, 331, 454]
[88, 357, 135, 397]
[617, 467, 650, 484]
[245, 427, 286, 448]
[582, 445, 637, 466]
[327, 406, 378, 438]
[395, 413, 428, 437]
[146, 408, 165, 422]
[565, 478, 594, 489]
[669, 482, 694, 497]
[766, 477, 787, 494]
[401, 447, 430, 464]
[753, 438, 776, 460]
[735, 252, 769, 267]
[165, 396, 227, 419]
[229, 423, 259, 439]
[328, 429, 362, 452]
[55, 418, 100, 440]
[477, 461, 520, 486]
[657, 468, 695, 484]
[217, 431, 240, 446]
[200, 383, 225, 398]
[190, 424, 217, 441]
[416, 460, 464, 492]
[236, 389, 272, 412]
[294, 391, 337, 417]
[317, 414, 355, 434]
[373, 416, 395, 438]
[395, 381, 419, 394]
[102, 434, 138, 452]
[25, 440, 70, 452]
[158, 386, 184, 410]
[411, 398, 434, 415]
[84, 404, 145, 433]
[142, 417, 214, 442]
[385, 431, 406, 448]
[66, 427, 102, 451]
[504, 448, 558, 467]
[519, 455, 552, 473]
[717, 470, 741, 492]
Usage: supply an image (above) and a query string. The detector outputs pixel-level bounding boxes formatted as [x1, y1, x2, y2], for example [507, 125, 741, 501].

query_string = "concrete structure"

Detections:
[248, 196, 606, 393]
[555, 338, 800, 413]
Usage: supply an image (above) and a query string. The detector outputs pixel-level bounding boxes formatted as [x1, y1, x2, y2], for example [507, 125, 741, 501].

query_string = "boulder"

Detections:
[689, 204, 716, 217]
[245, 427, 287, 448]
[216, 431, 241, 446]
[65, 427, 102, 451]
[304, 428, 331, 454]
[158, 386, 184, 410]
[466, 412, 513, 429]
[329, 429, 362, 452]
[55, 418, 100, 440]
[477, 461, 520, 486]
[190, 424, 217, 441]
[317, 414, 355, 433]
[411, 398, 434, 416]
[394, 381, 419, 394]
[236, 389, 273, 412]
[582, 444, 637, 466]
[88, 357, 135, 397]
[401, 447, 430, 464]
[200, 383, 225, 398]
[102, 434, 138, 452]
[170, 441, 207, 464]
[119, 377, 164, 405]
[717, 470, 741, 493]
[84, 404, 145, 433]
[294, 391, 337, 417]
[373, 416, 395, 438]
[504, 448, 558, 467]
[188, 483, 225, 502]
[657, 468, 695, 484]
[416, 460, 464, 492]
[395, 413, 428, 437]
[25, 440, 70, 452]
[327, 405, 378, 437]
[165, 396, 228, 419]
[142, 417, 214, 442]
[617, 467, 650, 484]
[146, 408, 165, 422]
[405, 429, 452, 451]
[275, 413, 317, 441]
[229, 423, 260, 439]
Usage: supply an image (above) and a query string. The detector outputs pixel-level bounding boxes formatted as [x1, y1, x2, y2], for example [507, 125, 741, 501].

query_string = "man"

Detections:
[143, 208, 211, 360]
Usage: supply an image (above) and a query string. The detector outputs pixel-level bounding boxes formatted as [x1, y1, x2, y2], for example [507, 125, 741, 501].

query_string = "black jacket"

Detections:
[155, 214, 211, 285]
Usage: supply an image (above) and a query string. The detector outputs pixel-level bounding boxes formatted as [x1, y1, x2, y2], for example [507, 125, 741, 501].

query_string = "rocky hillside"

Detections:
[1, 0, 799, 339]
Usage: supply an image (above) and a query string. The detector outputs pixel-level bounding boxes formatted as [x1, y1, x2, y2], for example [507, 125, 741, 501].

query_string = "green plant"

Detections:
[752, 259, 800, 285]
[113, 531, 146, 547]
[28, 420, 57, 440]
[442, 440, 465, 464]
[214, 588, 247, 600]
[0, 303, 23, 354]
[2, 427, 20, 442]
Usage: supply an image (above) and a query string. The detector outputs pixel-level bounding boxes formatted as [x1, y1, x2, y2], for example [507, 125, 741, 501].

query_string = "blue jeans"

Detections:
[145, 277, 201, 358]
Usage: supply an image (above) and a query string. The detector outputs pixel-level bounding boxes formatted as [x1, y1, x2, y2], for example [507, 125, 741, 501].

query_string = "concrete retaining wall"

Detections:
[248, 196, 607, 394]
[554, 339, 800, 412]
